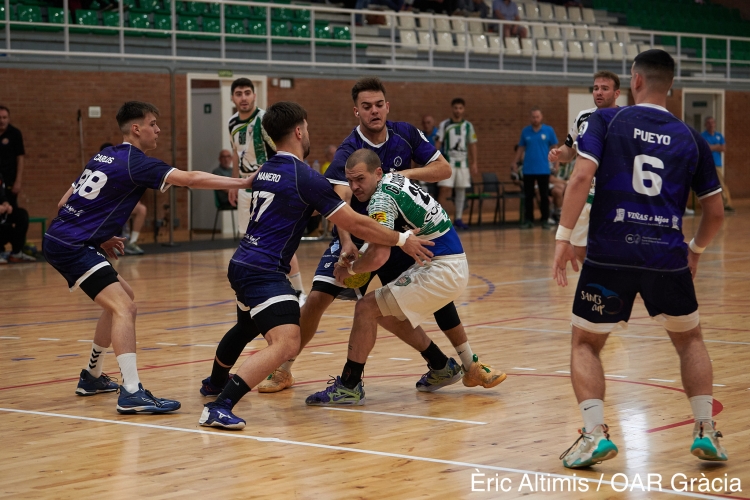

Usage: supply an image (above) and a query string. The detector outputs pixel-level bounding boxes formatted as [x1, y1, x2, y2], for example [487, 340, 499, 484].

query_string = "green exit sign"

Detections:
[218, 70, 233, 77]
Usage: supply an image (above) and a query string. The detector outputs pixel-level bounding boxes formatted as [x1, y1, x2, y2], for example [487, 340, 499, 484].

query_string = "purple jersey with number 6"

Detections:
[231, 152, 346, 275]
[45, 144, 174, 249]
[576, 104, 721, 271]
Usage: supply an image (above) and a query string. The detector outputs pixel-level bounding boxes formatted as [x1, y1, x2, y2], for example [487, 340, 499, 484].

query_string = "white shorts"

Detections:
[570, 202, 591, 247]
[237, 189, 253, 235]
[437, 165, 471, 189]
[375, 253, 469, 328]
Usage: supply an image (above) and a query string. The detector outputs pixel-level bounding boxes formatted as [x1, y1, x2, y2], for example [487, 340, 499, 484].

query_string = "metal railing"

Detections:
[2, 0, 749, 82]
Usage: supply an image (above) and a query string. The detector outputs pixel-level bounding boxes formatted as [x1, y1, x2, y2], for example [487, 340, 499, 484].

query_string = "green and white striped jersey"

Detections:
[436, 119, 477, 165]
[228, 108, 275, 178]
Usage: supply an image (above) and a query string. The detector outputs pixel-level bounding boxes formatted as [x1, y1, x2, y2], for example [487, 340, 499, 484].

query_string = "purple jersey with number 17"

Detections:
[576, 104, 721, 271]
[45, 143, 174, 249]
[231, 152, 346, 275]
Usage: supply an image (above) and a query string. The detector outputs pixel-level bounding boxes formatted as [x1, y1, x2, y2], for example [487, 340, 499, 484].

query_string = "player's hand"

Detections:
[228, 188, 238, 207]
[548, 148, 562, 163]
[471, 164, 478, 175]
[553, 240, 578, 287]
[333, 262, 351, 285]
[402, 235, 434, 266]
[340, 241, 359, 264]
[687, 248, 701, 280]
[101, 236, 127, 260]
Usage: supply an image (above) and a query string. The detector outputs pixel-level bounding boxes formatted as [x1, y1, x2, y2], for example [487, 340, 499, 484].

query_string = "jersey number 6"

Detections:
[632, 154, 664, 197]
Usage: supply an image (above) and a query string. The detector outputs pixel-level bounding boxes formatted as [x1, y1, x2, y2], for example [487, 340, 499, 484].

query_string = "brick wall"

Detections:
[725, 90, 749, 199]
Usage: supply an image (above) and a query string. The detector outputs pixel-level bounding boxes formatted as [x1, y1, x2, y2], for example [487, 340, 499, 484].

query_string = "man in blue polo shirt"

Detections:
[701, 116, 733, 212]
[511, 107, 558, 229]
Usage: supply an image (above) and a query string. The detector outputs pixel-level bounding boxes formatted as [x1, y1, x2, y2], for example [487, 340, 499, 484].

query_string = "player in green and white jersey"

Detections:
[305, 149, 505, 406]
[435, 97, 478, 230]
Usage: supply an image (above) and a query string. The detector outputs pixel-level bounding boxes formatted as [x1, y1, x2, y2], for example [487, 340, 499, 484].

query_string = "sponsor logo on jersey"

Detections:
[92, 154, 115, 164]
[395, 276, 411, 287]
[370, 211, 387, 223]
[394, 156, 403, 167]
[582, 283, 623, 316]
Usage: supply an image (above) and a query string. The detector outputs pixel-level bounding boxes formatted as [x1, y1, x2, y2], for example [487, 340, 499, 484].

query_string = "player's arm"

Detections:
[400, 153, 451, 182]
[549, 144, 575, 164]
[332, 184, 359, 258]
[511, 145, 525, 171]
[552, 156, 597, 287]
[166, 169, 254, 191]
[228, 138, 240, 206]
[469, 142, 478, 175]
[328, 205, 433, 265]
[12, 156, 24, 194]
[687, 193, 724, 279]
[57, 185, 74, 209]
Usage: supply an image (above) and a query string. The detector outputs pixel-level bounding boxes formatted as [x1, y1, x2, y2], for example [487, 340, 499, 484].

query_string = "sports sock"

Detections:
[420, 341, 448, 370]
[86, 342, 106, 378]
[341, 359, 365, 389]
[454, 341, 474, 368]
[280, 358, 295, 373]
[216, 374, 251, 407]
[288, 272, 304, 293]
[116, 353, 141, 393]
[689, 395, 713, 423]
[454, 188, 466, 221]
[579, 399, 605, 432]
[129, 231, 140, 244]
[210, 358, 232, 388]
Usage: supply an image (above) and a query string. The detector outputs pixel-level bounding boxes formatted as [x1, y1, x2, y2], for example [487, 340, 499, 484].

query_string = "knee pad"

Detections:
[215, 306, 261, 365]
[433, 302, 461, 331]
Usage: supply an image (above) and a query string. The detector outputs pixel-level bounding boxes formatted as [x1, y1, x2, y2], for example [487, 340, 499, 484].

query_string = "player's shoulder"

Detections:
[575, 107, 598, 124]
[389, 120, 418, 135]
[379, 172, 406, 193]
[227, 111, 240, 125]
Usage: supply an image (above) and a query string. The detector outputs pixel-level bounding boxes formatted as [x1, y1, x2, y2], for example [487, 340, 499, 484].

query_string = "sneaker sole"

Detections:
[563, 448, 618, 469]
[257, 378, 295, 393]
[199, 419, 246, 430]
[416, 372, 463, 393]
[306, 397, 366, 406]
[691, 447, 727, 461]
[463, 371, 507, 389]
[199, 388, 222, 397]
[76, 387, 118, 396]
[116, 404, 181, 414]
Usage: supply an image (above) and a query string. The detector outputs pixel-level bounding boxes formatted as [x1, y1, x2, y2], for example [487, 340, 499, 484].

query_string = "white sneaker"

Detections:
[560, 424, 618, 468]
[690, 421, 728, 461]
[684, 208, 695, 216]
[0, 255, 7, 265]
[8, 251, 36, 263]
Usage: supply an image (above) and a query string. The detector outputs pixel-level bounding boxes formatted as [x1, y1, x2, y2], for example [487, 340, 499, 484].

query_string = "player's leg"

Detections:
[453, 165, 471, 229]
[642, 270, 727, 461]
[437, 168, 456, 221]
[560, 264, 637, 468]
[288, 253, 307, 305]
[6, 207, 35, 262]
[521, 175, 536, 227]
[76, 276, 134, 396]
[124, 202, 146, 255]
[538, 175, 551, 228]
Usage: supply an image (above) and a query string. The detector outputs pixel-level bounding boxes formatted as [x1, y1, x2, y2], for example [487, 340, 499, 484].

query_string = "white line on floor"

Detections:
[0, 336, 20, 340]
[389, 358, 412, 361]
[648, 379, 675, 383]
[77, 340, 91, 342]
[604, 374, 627, 378]
[555, 370, 570, 374]
[38, 338, 59, 341]
[321, 407, 486, 425]
[190, 344, 218, 347]
[0, 408, 727, 500]
[311, 352, 333, 355]
[511, 367, 536, 371]
[156, 343, 178, 346]
[713, 384, 726, 387]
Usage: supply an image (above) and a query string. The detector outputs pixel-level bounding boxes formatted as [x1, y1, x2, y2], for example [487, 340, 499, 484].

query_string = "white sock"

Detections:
[454, 188, 466, 221]
[86, 343, 106, 378]
[579, 399, 605, 432]
[454, 341, 474, 368]
[288, 272, 305, 293]
[129, 231, 140, 244]
[689, 395, 713, 423]
[116, 353, 141, 393]
[280, 359, 295, 373]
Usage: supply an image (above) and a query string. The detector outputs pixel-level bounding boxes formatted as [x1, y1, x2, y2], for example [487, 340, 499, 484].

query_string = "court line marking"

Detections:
[0, 408, 739, 500]
[320, 407, 487, 425]
[511, 367, 536, 371]
[311, 352, 333, 355]
[389, 357, 412, 361]
[0, 336, 20, 340]
[38, 338, 60, 341]
[605, 374, 627, 378]
[649, 379, 675, 383]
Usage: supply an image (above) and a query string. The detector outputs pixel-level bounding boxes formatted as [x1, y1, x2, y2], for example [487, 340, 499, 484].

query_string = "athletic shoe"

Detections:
[305, 376, 365, 406]
[462, 355, 507, 388]
[199, 374, 234, 397]
[547, 217, 558, 226]
[560, 424, 619, 468]
[724, 206, 735, 213]
[199, 399, 246, 430]
[124, 242, 145, 255]
[520, 221, 534, 229]
[8, 251, 36, 263]
[541, 221, 551, 230]
[690, 421, 728, 461]
[0, 255, 6, 265]
[453, 219, 469, 230]
[257, 369, 295, 393]
[116, 384, 181, 414]
[416, 358, 463, 392]
[75, 369, 119, 396]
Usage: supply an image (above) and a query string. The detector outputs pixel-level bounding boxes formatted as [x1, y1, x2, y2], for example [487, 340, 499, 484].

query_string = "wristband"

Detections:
[347, 263, 357, 275]
[688, 239, 705, 254]
[555, 225, 573, 241]
[396, 230, 413, 247]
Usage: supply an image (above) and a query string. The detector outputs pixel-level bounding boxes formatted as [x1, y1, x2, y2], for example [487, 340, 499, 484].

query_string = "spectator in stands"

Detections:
[0, 105, 25, 208]
[212, 149, 234, 209]
[702, 117, 733, 212]
[0, 172, 33, 263]
[511, 107, 558, 229]
[412, 0, 456, 15]
[492, 0, 526, 39]
[455, 0, 489, 18]
[319, 144, 336, 175]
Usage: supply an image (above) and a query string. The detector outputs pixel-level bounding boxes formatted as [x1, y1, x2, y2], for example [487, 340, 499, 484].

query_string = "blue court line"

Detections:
[56, 354, 80, 358]
[0, 300, 234, 329]
[11, 357, 34, 361]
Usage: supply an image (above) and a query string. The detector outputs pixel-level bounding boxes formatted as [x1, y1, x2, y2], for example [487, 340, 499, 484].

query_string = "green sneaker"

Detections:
[305, 376, 365, 406]
[560, 424, 618, 469]
[690, 421, 728, 461]
[416, 358, 463, 392]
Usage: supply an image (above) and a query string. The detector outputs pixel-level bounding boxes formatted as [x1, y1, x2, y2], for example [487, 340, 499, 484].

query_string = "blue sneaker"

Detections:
[199, 399, 246, 430]
[560, 424, 619, 468]
[116, 384, 181, 414]
[305, 376, 365, 406]
[199, 374, 234, 397]
[690, 421, 728, 461]
[454, 219, 470, 230]
[76, 369, 119, 396]
[416, 358, 463, 392]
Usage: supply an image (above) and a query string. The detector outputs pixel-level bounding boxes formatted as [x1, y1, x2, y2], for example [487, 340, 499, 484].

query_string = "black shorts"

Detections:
[571, 264, 699, 334]
[252, 300, 300, 335]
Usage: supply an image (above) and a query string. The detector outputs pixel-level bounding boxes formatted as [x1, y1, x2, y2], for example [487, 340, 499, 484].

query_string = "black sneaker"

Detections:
[75, 369, 119, 396]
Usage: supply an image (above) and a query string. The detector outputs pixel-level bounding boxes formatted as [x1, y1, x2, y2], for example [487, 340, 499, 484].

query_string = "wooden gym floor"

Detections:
[1, 208, 749, 499]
